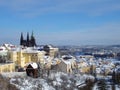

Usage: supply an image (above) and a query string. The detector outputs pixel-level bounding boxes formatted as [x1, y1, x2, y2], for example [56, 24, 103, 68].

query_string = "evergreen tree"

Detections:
[116, 72, 120, 84]
[112, 70, 116, 83]
[98, 79, 107, 90]
[90, 65, 94, 75]
[20, 32, 23, 45]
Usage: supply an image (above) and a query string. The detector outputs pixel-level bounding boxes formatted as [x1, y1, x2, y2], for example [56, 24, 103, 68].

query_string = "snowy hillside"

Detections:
[1, 72, 95, 90]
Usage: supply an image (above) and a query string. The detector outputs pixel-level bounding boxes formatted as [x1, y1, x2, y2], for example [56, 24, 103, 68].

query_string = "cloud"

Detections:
[0, 0, 120, 17]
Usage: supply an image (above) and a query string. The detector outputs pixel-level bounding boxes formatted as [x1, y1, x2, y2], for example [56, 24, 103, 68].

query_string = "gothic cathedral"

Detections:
[20, 32, 36, 47]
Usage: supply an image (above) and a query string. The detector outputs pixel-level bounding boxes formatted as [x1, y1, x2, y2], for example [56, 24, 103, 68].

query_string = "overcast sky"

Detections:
[0, 0, 120, 45]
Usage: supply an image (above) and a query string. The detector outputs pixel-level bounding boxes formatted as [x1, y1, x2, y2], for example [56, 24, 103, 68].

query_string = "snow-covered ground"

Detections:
[1, 57, 120, 90]
[92, 82, 120, 90]
[1, 72, 26, 78]
[1, 72, 95, 90]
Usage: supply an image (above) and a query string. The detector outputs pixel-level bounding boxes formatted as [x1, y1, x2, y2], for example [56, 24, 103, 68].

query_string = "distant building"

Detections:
[20, 32, 36, 47]
[0, 62, 15, 73]
[58, 55, 76, 73]
[43, 45, 59, 57]
[0, 44, 16, 73]
[0, 46, 7, 56]
[79, 55, 94, 60]
[0, 44, 16, 56]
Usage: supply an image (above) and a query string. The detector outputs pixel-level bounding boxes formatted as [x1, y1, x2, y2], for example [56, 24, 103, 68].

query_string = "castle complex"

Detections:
[0, 32, 59, 73]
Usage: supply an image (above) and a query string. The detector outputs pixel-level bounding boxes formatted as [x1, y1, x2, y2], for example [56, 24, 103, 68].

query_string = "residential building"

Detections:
[58, 55, 76, 73]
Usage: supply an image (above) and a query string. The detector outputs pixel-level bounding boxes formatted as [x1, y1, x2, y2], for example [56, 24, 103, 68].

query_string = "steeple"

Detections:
[20, 32, 24, 45]
[31, 31, 34, 38]
[30, 31, 36, 47]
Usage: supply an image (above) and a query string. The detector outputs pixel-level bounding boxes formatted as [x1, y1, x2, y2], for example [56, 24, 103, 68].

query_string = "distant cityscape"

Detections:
[0, 33, 120, 90]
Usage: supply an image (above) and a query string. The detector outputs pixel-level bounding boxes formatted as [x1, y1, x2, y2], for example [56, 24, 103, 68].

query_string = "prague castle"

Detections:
[0, 32, 59, 73]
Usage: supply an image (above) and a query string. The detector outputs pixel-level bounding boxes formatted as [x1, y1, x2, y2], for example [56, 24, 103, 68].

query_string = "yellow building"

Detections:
[0, 63, 15, 73]
[9, 48, 45, 68]
[0, 44, 59, 73]
[49, 47, 59, 57]
[44, 45, 59, 57]
[77, 61, 96, 74]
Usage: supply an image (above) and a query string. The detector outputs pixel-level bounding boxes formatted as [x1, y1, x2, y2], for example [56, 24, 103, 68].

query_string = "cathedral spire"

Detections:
[20, 32, 24, 45]
[30, 31, 36, 47]
[27, 32, 29, 47]
[31, 31, 34, 39]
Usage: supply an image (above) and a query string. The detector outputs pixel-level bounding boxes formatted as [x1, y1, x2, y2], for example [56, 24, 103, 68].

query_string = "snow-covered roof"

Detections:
[3, 43, 16, 50]
[12, 47, 45, 54]
[0, 46, 7, 51]
[80, 62, 88, 67]
[27, 63, 38, 69]
[111, 60, 120, 64]
[44, 56, 52, 63]
[78, 55, 94, 58]
[62, 55, 74, 59]
[102, 65, 112, 69]
[61, 55, 76, 65]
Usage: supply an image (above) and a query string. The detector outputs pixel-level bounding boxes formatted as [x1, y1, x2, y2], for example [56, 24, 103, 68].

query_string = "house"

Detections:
[76, 55, 96, 74]
[43, 45, 59, 57]
[58, 55, 76, 73]
[26, 63, 39, 78]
